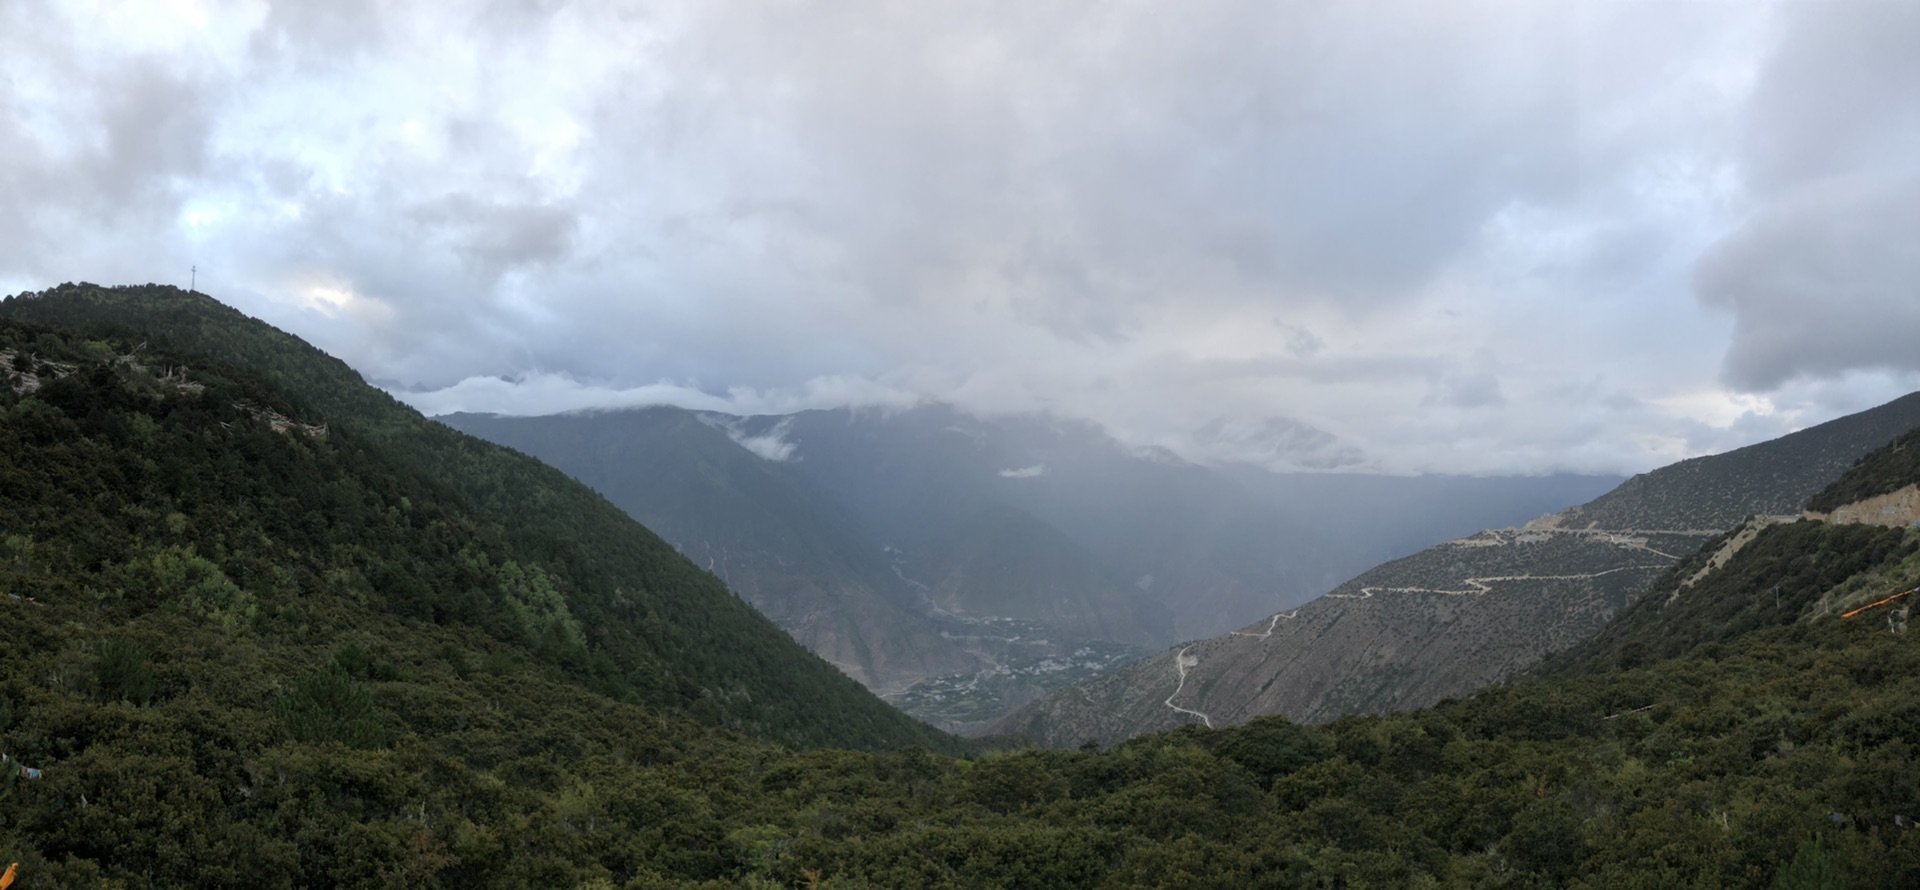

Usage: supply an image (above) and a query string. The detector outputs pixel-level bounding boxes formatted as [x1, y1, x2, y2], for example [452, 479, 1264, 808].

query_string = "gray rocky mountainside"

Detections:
[991, 390, 1920, 747]
[444, 404, 1617, 730]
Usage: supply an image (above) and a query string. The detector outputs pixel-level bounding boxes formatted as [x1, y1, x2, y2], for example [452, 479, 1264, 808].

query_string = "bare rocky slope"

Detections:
[991, 391, 1920, 747]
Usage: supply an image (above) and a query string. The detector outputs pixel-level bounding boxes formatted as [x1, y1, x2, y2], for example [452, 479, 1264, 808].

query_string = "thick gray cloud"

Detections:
[3, 0, 1916, 474]
[1697, 172, 1920, 389]
[617, 1, 1590, 326]
[1739, 0, 1920, 195]
[1192, 416, 1368, 472]
[405, 194, 578, 278]
[1694, 0, 1920, 390]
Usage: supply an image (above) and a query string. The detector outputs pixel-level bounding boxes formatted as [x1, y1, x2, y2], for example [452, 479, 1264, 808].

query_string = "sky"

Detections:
[3, 0, 1917, 476]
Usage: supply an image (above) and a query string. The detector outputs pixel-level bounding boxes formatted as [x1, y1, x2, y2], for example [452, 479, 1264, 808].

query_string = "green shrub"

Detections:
[275, 663, 387, 749]
[93, 635, 158, 704]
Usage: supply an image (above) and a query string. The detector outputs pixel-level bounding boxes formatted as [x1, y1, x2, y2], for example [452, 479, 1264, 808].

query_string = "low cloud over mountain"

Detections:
[4, 0, 1915, 473]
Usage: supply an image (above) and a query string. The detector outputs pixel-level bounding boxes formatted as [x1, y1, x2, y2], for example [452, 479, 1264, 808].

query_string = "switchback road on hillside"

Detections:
[1163, 645, 1213, 728]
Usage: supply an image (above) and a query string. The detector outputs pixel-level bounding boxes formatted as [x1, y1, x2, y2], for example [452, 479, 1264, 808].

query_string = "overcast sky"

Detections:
[4, 0, 1917, 475]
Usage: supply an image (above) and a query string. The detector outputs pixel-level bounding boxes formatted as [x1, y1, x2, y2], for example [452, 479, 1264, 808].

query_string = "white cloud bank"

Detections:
[407, 371, 918, 419]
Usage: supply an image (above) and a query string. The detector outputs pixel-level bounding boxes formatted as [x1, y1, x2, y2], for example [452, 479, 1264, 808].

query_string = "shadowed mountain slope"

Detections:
[744, 404, 1375, 642]
[901, 500, 1168, 645]
[745, 404, 1619, 641]
[440, 407, 977, 692]
[441, 406, 1178, 729]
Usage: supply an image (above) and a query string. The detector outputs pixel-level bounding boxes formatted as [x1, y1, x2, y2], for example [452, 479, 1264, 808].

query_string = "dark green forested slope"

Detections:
[1540, 519, 1915, 678]
[0, 284, 951, 753]
[1546, 429, 1920, 679]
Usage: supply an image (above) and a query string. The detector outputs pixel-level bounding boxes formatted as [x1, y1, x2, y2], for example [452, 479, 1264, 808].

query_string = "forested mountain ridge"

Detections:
[993, 390, 1920, 746]
[4, 289, 1920, 885]
[0, 283, 950, 752]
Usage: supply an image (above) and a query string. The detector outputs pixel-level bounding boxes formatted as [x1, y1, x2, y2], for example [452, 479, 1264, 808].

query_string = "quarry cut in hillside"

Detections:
[1812, 484, 1920, 528]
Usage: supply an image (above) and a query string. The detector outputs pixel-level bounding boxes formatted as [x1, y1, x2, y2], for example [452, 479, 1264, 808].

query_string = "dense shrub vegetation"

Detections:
[7, 529, 1920, 886]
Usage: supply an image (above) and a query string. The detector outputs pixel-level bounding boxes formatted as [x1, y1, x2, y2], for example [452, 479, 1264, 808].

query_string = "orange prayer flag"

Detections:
[1, 860, 19, 890]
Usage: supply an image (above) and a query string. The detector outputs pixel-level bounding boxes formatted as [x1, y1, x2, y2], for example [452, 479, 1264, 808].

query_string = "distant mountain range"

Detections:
[992, 390, 1920, 746]
[445, 404, 1617, 729]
